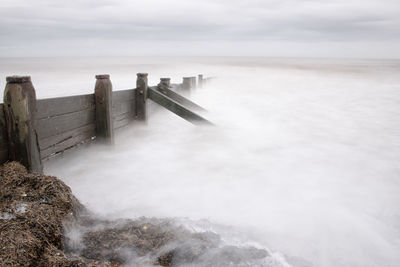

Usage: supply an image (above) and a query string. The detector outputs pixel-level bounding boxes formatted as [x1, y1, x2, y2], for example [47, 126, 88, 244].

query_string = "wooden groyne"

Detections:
[0, 73, 213, 173]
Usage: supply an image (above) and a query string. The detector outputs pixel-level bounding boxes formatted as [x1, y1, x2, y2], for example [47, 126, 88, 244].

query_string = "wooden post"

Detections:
[190, 77, 197, 89]
[159, 78, 171, 88]
[182, 77, 191, 90]
[136, 73, 148, 121]
[198, 74, 203, 88]
[94, 74, 114, 144]
[158, 78, 171, 92]
[3, 76, 42, 173]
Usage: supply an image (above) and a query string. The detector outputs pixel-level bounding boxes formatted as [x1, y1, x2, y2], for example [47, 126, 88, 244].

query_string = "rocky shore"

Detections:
[0, 162, 269, 266]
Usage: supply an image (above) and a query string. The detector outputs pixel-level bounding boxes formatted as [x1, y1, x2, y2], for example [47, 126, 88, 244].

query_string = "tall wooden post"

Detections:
[136, 73, 148, 121]
[3, 76, 42, 173]
[198, 74, 203, 88]
[94, 74, 114, 144]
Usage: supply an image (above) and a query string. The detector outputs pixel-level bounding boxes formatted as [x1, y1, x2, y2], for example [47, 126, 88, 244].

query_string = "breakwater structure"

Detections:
[0, 73, 214, 173]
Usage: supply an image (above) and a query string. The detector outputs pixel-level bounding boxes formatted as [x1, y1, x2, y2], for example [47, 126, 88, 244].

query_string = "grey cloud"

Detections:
[0, 0, 399, 56]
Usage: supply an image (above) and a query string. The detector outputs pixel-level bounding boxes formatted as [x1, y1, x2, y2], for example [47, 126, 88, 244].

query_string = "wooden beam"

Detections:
[113, 89, 135, 103]
[39, 123, 95, 151]
[37, 108, 95, 140]
[155, 85, 206, 111]
[40, 124, 95, 160]
[113, 100, 135, 117]
[36, 94, 94, 119]
[147, 87, 212, 125]
[114, 112, 134, 130]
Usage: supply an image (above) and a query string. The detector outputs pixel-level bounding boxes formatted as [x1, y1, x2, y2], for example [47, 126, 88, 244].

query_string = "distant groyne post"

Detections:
[94, 74, 114, 144]
[198, 74, 203, 88]
[158, 78, 171, 94]
[3, 76, 43, 173]
[136, 73, 148, 121]
[182, 77, 192, 91]
[159, 77, 171, 87]
[190, 77, 197, 89]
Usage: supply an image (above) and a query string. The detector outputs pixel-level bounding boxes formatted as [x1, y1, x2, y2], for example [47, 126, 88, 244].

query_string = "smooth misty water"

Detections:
[1, 57, 400, 267]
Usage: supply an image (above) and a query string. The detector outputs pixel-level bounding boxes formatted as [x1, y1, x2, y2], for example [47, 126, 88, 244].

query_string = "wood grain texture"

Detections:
[39, 123, 95, 150]
[136, 74, 148, 120]
[113, 111, 134, 130]
[36, 94, 95, 119]
[0, 104, 8, 163]
[156, 87, 205, 111]
[113, 100, 135, 117]
[0, 148, 8, 165]
[37, 108, 95, 140]
[3, 79, 42, 173]
[0, 104, 8, 146]
[94, 76, 114, 144]
[113, 89, 135, 103]
[40, 125, 95, 159]
[147, 87, 212, 125]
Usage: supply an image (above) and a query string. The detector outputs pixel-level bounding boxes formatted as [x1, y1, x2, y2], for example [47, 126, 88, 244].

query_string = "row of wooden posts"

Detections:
[0, 73, 212, 173]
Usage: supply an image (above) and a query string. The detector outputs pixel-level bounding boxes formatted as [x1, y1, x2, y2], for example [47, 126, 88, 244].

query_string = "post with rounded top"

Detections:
[136, 73, 148, 121]
[94, 74, 114, 144]
[159, 78, 171, 88]
[3, 76, 42, 173]
[198, 74, 203, 88]
[158, 78, 171, 94]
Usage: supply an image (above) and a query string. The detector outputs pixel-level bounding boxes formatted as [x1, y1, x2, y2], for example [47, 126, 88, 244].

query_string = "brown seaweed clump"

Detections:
[0, 162, 117, 266]
[0, 162, 269, 266]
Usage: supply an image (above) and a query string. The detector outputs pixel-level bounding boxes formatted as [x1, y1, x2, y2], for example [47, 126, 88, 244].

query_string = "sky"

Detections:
[0, 0, 399, 58]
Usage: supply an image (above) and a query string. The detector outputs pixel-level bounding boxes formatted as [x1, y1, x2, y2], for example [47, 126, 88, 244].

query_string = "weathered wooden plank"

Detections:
[113, 112, 134, 130]
[114, 111, 134, 122]
[37, 94, 95, 119]
[155, 86, 206, 111]
[0, 148, 8, 165]
[114, 117, 131, 130]
[40, 126, 95, 160]
[113, 89, 135, 103]
[39, 123, 96, 150]
[113, 100, 134, 117]
[147, 88, 212, 125]
[37, 108, 95, 140]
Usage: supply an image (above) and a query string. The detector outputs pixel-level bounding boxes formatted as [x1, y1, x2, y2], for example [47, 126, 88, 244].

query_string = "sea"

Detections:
[1, 56, 399, 267]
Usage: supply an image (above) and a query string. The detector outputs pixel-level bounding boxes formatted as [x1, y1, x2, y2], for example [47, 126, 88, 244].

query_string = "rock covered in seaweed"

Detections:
[0, 162, 115, 266]
[0, 162, 271, 266]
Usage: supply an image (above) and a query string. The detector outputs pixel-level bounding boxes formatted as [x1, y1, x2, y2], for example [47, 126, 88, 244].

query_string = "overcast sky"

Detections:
[0, 0, 399, 58]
